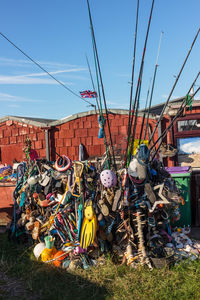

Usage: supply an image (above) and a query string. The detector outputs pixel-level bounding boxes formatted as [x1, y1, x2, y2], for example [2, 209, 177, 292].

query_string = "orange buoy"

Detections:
[53, 250, 68, 267]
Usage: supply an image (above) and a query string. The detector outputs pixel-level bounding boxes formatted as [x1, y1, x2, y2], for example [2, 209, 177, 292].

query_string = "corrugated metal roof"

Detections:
[139, 97, 200, 115]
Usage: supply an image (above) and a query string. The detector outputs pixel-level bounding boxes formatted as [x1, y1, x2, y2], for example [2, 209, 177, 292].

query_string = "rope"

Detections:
[0, 31, 95, 108]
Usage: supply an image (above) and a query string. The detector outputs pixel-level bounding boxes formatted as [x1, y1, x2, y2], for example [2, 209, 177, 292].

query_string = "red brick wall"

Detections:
[0, 114, 158, 165]
[0, 120, 46, 165]
[53, 114, 158, 161]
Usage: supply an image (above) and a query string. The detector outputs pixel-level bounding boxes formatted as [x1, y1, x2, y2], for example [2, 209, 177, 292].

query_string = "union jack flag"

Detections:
[80, 90, 97, 98]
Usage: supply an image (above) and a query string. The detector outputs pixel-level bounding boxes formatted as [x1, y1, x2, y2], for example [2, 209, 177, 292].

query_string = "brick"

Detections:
[87, 128, 98, 137]
[107, 114, 115, 120]
[112, 119, 124, 127]
[59, 147, 68, 155]
[67, 129, 75, 138]
[64, 139, 72, 147]
[17, 136, 24, 143]
[0, 130, 3, 138]
[93, 136, 104, 145]
[80, 137, 86, 145]
[34, 140, 43, 149]
[54, 131, 59, 139]
[71, 137, 81, 146]
[1, 137, 9, 145]
[69, 147, 76, 156]
[61, 123, 70, 130]
[0, 122, 6, 127]
[39, 149, 46, 158]
[12, 128, 19, 137]
[76, 128, 88, 138]
[22, 123, 28, 127]
[100, 144, 106, 154]
[29, 127, 34, 134]
[56, 139, 64, 147]
[119, 126, 127, 135]
[10, 136, 17, 144]
[73, 121, 79, 129]
[6, 120, 13, 126]
[37, 132, 45, 140]
[111, 126, 119, 135]
[19, 127, 29, 135]
[69, 122, 74, 129]
[69, 146, 79, 158]
[4, 129, 12, 137]
[78, 121, 84, 129]
[59, 129, 69, 139]
[89, 145, 101, 156]
[29, 133, 37, 141]
[84, 121, 92, 129]
[92, 120, 99, 128]
[55, 148, 61, 155]
[86, 136, 93, 146]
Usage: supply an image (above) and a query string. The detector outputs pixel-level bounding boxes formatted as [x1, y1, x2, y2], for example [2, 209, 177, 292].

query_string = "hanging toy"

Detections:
[100, 169, 117, 188]
[98, 115, 105, 138]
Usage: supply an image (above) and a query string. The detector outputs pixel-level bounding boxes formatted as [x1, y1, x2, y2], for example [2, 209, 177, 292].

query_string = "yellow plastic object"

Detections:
[80, 200, 97, 249]
[133, 139, 149, 155]
[71, 162, 84, 197]
[41, 247, 57, 262]
[84, 200, 94, 221]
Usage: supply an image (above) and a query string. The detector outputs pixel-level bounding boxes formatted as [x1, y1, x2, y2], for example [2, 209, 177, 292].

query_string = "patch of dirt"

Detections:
[0, 270, 41, 299]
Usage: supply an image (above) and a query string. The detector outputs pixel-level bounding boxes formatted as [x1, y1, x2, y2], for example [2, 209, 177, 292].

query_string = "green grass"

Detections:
[1, 233, 200, 300]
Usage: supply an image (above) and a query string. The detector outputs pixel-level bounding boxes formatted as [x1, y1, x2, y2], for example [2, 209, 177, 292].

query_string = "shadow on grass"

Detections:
[0, 233, 109, 300]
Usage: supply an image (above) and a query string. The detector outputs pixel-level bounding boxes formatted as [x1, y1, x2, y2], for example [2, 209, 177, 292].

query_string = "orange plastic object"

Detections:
[53, 250, 68, 267]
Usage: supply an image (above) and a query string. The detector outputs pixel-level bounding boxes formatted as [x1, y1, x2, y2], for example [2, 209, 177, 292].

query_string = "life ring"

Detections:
[55, 155, 71, 172]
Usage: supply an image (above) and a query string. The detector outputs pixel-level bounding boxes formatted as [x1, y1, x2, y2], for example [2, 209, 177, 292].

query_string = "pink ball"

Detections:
[100, 169, 117, 188]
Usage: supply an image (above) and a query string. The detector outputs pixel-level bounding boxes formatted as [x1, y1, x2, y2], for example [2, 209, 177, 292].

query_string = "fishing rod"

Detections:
[0, 31, 96, 109]
[124, 0, 140, 165]
[143, 31, 164, 141]
[138, 78, 152, 143]
[85, 54, 100, 114]
[89, 41, 112, 169]
[86, 0, 117, 170]
[149, 27, 200, 144]
[127, 0, 155, 165]
[151, 72, 200, 159]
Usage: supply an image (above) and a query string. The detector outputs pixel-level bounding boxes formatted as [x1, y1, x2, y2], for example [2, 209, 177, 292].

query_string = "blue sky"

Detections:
[0, 0, 200, 120]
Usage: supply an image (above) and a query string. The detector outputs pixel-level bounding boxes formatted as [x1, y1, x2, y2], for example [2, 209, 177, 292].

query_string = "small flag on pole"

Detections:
[80, 90, 97, 98]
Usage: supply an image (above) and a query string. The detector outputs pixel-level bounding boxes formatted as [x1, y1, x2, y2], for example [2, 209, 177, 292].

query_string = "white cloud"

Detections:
[0, 92, 44, 103]
[25, 68, 87, 78]
[0, 57, 84, 70]
[180, 140, 200, 154]
[0, 75, 57, 84]
[0, 57, 88, 84]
